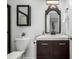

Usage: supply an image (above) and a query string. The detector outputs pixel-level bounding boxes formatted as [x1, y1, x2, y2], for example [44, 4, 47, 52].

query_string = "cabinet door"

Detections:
[37, 56, 51, 59]
[37, 41, 50, 56]
[37, 40, 69, 59]
[50, 40, 69, 59]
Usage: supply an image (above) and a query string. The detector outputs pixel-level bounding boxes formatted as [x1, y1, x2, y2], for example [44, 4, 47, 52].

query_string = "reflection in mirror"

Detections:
[47, 11, 59, 33]
[18, 12, 27, 25]
[45, 5, 61, 34]
[19, 7, 28, 15]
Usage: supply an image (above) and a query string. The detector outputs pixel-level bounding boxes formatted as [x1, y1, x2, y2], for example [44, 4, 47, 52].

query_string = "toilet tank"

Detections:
[15, 37, 30, 51]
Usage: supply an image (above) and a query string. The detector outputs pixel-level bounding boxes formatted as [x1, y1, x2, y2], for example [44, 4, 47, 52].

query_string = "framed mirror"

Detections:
[45, 5, 61, 34]
[17, 5, 31, 26]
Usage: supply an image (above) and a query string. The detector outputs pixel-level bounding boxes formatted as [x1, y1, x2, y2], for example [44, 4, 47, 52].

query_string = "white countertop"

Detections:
[36, 34, 71, 40]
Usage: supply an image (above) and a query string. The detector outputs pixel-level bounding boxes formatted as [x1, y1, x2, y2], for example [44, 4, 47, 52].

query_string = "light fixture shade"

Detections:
[46, 0, 59, 5]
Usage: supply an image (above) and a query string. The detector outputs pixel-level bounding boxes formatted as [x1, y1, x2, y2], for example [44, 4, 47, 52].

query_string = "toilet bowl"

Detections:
[7, 51, 24, 59]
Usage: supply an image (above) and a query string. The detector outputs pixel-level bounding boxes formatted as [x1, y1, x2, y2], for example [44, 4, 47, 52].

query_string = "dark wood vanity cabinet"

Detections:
[37, 40, 69, 59]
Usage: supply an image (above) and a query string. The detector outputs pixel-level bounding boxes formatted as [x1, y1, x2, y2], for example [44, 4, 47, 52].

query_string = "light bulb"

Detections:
[46, 1, 59, 5]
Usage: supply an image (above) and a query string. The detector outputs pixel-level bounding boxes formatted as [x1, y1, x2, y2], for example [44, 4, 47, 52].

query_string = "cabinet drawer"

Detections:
[50, 40, 69, 47]
[37, 40, 50, 45]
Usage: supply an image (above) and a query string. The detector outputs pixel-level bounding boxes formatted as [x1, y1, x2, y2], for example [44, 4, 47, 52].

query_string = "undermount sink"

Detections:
[36, 34, 70, 40]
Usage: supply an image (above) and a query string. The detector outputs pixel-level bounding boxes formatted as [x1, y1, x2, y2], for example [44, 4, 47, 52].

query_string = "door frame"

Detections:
[7, 4, 11, 53]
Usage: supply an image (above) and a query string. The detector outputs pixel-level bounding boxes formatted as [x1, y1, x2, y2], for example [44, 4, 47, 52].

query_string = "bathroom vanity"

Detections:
[36, 34, 71, 59]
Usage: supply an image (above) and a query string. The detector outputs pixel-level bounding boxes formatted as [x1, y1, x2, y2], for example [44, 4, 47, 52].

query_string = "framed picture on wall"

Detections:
[17, 5, 31, 26]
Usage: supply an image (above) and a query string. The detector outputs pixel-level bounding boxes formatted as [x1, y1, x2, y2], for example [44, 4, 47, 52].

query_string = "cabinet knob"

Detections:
[59, 43, 66, 45]
[41, 43, 48, 45]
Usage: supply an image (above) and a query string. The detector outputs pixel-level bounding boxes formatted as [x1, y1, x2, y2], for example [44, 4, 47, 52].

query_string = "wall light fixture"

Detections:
[46, 0, 59, 5]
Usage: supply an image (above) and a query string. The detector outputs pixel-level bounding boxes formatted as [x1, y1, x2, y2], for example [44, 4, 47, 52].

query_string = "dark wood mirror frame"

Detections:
[17, 5, 31, 26]
[45, 5, 61, 34]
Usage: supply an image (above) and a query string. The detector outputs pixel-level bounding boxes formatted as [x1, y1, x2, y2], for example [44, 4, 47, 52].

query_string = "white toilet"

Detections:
[7, 37, 30, 59]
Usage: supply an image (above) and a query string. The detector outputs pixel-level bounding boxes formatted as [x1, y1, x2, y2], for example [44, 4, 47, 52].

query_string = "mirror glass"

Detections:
[46, 11, 59, 33]
[18, 12, 28, 25]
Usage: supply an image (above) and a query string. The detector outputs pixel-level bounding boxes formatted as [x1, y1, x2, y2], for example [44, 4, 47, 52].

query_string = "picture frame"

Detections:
[17, 5, 31, 26]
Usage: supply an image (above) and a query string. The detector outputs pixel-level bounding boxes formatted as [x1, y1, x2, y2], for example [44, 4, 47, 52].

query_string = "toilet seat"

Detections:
[7, 51, 24, 59]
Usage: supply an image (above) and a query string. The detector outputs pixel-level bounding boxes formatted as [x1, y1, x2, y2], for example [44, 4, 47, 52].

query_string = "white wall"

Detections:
[60, 0, 72, 36]
[7, 0, 72, 58]
[7, 0, 46, 51]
